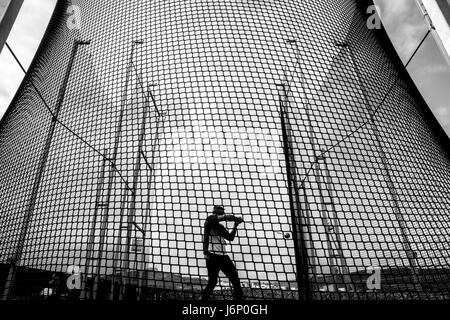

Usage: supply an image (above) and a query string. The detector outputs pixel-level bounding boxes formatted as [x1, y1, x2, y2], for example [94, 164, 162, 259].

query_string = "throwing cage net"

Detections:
[0, 0, 450, 300]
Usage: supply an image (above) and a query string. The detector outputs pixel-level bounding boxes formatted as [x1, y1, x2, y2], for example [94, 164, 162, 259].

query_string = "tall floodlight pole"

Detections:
[84, 40, 143, 300]
[1, 40, 90, 300]
[122, 79, 153, 288]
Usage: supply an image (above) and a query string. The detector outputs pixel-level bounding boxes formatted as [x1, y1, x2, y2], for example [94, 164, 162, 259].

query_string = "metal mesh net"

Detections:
[0, 0, 449, 300]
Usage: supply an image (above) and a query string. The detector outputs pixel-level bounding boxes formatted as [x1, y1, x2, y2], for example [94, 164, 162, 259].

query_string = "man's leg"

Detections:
[221, 255, 243, 300]
[202, 255, 220, 300]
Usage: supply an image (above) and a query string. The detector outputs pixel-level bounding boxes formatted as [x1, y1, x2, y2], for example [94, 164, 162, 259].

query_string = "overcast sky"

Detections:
[0, 0, 56, 112]
[375, 0, 450, 136]
[0, 0, 449, 136]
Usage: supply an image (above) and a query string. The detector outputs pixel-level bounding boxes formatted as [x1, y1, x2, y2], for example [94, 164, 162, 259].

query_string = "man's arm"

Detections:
[217, 214, 243, 223]
[217, 222, 241, 242]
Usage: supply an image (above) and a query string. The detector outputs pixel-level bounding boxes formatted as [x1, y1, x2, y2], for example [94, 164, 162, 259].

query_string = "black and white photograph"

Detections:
[0, 0, 449, 317]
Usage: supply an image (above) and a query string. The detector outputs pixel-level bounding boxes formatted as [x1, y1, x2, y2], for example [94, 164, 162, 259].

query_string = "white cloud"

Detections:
[431, 105, 450, 137]
[416, 63, 450, 77]
[0, 0, 57, 119]
[433, 106, 450, 126]
[374, 0, 429, 60]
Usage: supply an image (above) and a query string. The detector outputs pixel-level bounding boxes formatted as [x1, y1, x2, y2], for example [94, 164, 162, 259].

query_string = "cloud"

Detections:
[374, 0, 429, 60]
[415, 62, 450, 81]
[431, 106, 450, 136]
[433, 106, 450, 125]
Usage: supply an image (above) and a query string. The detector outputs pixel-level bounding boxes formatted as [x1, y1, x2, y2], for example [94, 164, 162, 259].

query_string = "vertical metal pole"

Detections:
[84, 149, 108, 299]
[314, 153, 355, 293]
[85, 40, 145, 301]
[301, 97, 322, 282]
[338, 41, 421, 288]
[139, 110, 164, 293]
[1, 40, 89, 300]
[111, 189, 129, 281]
[122, 78, 152, 292]
[313, 160, 336, 274]
[94, 41, 143, 283]
[287, 40, 319, 283]
[277, 83, 311, 300]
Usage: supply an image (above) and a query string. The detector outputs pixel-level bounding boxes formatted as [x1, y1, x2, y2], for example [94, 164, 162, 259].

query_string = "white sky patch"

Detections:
[434, 105, 450, 127]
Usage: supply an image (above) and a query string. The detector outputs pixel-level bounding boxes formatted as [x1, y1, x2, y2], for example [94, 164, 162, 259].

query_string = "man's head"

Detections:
[213, 205, 225, 215]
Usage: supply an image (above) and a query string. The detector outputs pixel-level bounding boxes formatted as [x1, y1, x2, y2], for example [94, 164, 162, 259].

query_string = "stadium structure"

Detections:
[0, 0, 450, 300]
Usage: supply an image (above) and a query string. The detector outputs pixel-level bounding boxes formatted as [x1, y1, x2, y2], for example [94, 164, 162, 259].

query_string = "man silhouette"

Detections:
[202, 205, 244, 300]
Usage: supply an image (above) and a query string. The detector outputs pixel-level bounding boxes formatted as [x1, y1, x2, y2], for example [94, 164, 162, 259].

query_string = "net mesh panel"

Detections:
[0, 0, 449, 300]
